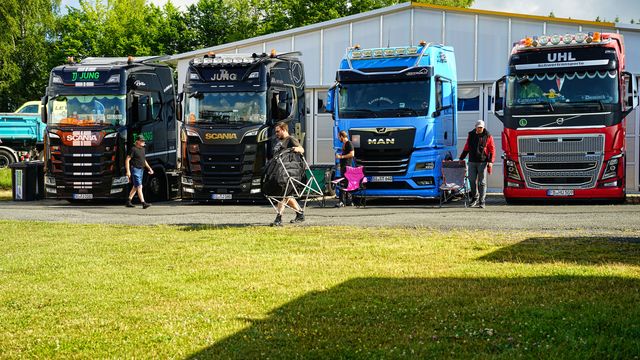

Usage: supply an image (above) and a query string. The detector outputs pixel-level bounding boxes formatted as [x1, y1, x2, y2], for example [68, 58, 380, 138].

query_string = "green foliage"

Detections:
[0, 168, 11, 190]
[0, 0, 475, 111]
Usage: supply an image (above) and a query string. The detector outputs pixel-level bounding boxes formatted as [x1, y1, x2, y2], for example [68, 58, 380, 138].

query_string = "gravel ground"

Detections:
[1, 195, 639, 233]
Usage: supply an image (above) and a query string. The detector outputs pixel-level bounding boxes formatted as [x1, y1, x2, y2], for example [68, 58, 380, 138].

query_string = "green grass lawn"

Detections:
[1, 221, 639, 358]
[0, 168, 11, 190]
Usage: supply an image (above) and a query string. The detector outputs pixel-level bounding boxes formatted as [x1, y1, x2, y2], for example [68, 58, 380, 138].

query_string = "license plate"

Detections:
[211, 194, 232, 200]
[371, 176, 393, 182]
[72, 193, 93, 200]
[547, 189, 574, 196]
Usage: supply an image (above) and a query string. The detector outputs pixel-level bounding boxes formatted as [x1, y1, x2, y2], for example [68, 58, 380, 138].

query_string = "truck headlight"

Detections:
[112, 176, 129, 186]
[602, 154, 622, 180]
[181, 176, 193, 186]
[415, 161, 435, 170]
[45, 176, 56, 186]
[505, 159, 521, 181]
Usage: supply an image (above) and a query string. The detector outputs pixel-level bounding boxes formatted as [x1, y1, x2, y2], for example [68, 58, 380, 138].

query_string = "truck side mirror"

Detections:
[491, 76, 506, 121]
[176, 92, 183, 122]
[623, 72, 638, 113]
[40, 96, 48, 124]
[326, 86, 335, 113]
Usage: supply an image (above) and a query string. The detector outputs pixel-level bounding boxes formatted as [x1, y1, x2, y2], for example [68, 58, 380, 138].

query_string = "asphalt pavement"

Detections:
[1, 195, 639, 233]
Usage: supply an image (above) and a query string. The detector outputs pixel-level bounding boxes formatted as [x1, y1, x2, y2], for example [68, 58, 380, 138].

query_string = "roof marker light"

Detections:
[563, 34, 573, 44]
[127, 56, 134, 64]
[419, 40, 427, 46]
[373, 49, 383, 57]
[575, 32, 587, 43]
[550, 34, 561, 45]
[351, 51, 362, 59]
[524, 37, 533, 47]
[407, 47, 418, 55]
[383, 48, 395, 57]
[362, 50, 373, 57]
[538, 35, 550, 46]
[270, 49, 277, 58]
[593, 32, 601, 42]
[354, 44, 361, 50]
[395, 47, 407, 56]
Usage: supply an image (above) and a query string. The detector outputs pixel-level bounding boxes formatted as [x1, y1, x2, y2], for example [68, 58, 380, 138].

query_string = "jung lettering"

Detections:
[210, 69, 238, 81]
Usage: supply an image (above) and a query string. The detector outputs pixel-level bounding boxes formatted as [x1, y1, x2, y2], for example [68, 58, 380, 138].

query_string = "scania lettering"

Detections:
[178, 51, 306, 201]
[492, 32, 638, 202]
[326, 42, 458, 198]
[42, 57, 180, 201]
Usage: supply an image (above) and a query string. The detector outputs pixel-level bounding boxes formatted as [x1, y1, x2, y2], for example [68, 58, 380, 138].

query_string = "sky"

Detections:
[58, 0, 640, 23]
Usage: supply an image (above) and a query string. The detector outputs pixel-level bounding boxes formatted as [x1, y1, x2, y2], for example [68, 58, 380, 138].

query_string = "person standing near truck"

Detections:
[126, 135, 154, 209]
[271, 121, 305, 226]
[459, 120, 495, 208]
[335, 130, 355, 207]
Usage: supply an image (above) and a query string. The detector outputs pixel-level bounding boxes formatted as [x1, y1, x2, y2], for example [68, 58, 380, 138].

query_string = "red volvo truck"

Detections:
[493, 32, 638, 203]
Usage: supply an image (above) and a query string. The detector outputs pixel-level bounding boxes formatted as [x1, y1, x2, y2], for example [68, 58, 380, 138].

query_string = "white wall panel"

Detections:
[413, 9, 443, 44]
[265, 37, 292, 53]
[237, 43, 264, 55]
[444, 13, 475, 81]
[511, 20, 543, 45]
[382, 11, 412, 46]
[545, 23, 580, 35]
[477, 16, 509, 81]
[621, 31, 640, 74]
[322, 25, 350, 86]
[352, 17, 381, 48]
[294, 31, 322, 86]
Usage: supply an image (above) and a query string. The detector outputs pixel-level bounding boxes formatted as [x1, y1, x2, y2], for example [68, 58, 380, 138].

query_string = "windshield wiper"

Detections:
[519, 101, 554, 112]
[570, 100, 606, 111]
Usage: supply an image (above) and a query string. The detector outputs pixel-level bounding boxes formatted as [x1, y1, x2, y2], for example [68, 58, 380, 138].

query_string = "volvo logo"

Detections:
[556, 118, 565, 125]
[368, 138, 395, 145]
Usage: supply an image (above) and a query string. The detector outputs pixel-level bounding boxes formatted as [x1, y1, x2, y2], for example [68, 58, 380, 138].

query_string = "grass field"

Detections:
[0, 168, 11, 190]
[1, 221, 639, 358]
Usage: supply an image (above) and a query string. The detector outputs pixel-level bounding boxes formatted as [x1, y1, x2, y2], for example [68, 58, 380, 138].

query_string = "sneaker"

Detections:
[142, 202, 151, 209]
[125, 200, 135, 208]
[335, 202, 345, 208]
[271, 214, 283, 227]
[469, 199, 479, 207]
[290, 212, 305, 223]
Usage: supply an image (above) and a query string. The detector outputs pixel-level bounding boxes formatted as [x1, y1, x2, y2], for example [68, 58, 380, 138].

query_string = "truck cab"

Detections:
[178, 51, 306, 201]
[42, 57, 179, 201]
[493, 32, 638, 202]
[326, 42, 457, 199]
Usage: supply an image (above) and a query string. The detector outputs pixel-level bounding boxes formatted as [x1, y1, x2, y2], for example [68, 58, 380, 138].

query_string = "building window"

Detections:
[457, 87, 480, 112]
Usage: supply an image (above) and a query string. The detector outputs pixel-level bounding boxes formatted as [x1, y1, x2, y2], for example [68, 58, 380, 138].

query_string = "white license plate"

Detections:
[547, 190, 574, 196]
[211, 194, 232, 200]
[72, 193, 93, 200]
[371, 176, 393, 182]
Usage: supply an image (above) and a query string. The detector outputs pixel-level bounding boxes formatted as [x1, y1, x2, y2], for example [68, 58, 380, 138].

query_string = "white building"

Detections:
[170, 2, 640, 192]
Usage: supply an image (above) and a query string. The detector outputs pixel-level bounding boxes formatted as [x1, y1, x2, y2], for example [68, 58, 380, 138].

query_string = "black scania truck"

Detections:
[42, 57, 180, 201]
[178, 51, 306, 201]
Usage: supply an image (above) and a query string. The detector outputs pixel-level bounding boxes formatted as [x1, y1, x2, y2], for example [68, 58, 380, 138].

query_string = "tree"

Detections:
[0, 0, 58, 111]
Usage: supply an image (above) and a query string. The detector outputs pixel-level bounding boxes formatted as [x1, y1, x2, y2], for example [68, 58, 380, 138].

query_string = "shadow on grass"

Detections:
[479, 236, 640, 265]
[178, 223, 266, 231]
[188, 276, 640, 359]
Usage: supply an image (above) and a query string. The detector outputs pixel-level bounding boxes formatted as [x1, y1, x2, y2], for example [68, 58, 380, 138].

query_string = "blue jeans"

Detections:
[468, 162, 487, 204]
[131, 167, 144, 187]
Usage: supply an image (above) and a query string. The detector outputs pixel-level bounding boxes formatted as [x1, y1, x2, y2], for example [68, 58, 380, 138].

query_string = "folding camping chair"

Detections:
[439, 160, 469, 207]
[331, 166, 368, 208]
[263, 149, 324, 216]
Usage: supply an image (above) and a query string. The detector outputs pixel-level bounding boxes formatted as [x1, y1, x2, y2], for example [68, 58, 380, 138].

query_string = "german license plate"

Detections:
[211, 194, 232, 200]
[371, 176, 393, 182]
[547, 189, 574, 196]
[72, 193, 93, 200]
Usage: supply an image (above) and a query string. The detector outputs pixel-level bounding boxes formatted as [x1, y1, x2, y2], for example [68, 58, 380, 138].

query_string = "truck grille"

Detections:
[517, 134, 604, 189]
[52, 146, 115, 191]
[197, 143, 256, 189]
[355, 152, 410, 176]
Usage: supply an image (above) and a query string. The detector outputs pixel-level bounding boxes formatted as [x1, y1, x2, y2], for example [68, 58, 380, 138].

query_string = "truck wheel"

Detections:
[145, 171, 167, 202]
[0, 149, 15, 169]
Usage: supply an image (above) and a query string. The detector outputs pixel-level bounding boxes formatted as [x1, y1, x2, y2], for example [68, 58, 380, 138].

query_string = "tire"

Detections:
[145, 170, 167, 202]
[0, 149, 16, 169]
[326, 169, 336, 197]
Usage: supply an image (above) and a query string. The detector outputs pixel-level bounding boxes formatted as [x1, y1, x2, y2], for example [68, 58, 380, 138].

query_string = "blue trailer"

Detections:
[326, 42, 458, 199]
[0, 102, 45, 168]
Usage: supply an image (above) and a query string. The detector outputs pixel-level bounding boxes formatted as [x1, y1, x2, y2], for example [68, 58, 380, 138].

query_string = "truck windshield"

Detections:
[186, 91, 267, 125]
[338, 80, 430, 118]
[48, 95, 126, 126]
[506, 70, 619, 114]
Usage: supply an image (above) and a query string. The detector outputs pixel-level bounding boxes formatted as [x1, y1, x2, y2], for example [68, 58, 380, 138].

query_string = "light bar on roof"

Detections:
[516, 32, 609, 50]
[348, 45, 424, 60]
[191, 54, 258, 65]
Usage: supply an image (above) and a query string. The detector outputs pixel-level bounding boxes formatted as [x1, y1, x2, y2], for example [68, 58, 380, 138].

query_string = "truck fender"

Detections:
[0, 146, 19, 163]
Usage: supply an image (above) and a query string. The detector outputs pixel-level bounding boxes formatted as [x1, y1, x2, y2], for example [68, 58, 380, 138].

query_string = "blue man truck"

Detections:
[0, 102, 45, 168]
[325, 42, 457, 198]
